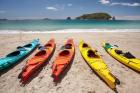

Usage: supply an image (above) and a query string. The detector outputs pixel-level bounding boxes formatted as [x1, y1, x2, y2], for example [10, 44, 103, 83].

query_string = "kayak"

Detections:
[0, 39, 39, 71]
[79, 40, 120, 89]
[52, 38, 75, 81]
[18, 39, 55, 83]
[103, 43, 140, 72]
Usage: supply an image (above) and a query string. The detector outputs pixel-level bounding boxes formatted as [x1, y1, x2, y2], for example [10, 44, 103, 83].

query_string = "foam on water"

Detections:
[0, 29, 140, 34]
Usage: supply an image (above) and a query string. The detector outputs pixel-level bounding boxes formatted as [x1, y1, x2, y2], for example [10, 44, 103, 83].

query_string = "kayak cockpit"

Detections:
[115, 50, 136, 59]
[7, 51, 20, 57]
[24, 44, 32, 48]
[59, 50, 70, 56]
[65, 44, 72, 49]
[35, 50, 46, 56]
[87, 50, 100, 58]
[115, 50, 123, 54]
[45, 44, 52, 47]
[82, 43, 89, 48]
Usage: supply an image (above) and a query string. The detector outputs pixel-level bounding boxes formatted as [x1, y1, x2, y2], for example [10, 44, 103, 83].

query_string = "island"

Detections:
[66, 17, 71, 20]
[43, 18, 50, 20]
[112, 16, 116, 20]
[76, 12, 112, 20]
[0, 19, 8, 21]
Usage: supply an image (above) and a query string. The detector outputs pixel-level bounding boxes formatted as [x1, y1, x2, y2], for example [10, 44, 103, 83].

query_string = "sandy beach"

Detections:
[0, 31, 140, 93]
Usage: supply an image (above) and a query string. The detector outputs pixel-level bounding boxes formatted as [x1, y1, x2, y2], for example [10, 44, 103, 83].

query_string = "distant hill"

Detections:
[0, 19, 8, 21]
[76, 12, 112, 20]
[43, 18, 50, 20]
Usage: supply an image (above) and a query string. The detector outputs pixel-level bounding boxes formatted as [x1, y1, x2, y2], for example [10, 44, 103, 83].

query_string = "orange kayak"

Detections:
[18, 39, 55, 84]
[52, 39, 75, 81]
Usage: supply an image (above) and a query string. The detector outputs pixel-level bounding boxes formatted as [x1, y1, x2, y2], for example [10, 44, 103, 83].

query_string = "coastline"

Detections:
[0, 31, 140, 93]
[0, 29, 140, 34]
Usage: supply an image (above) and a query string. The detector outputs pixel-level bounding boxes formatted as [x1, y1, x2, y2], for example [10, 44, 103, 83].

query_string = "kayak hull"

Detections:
[103, 43, 140, 72]
[0, 39, 39, 71]
[19, 39, 55, 83]
[52, 39, 75, 81]
[79, 40, 119, 89]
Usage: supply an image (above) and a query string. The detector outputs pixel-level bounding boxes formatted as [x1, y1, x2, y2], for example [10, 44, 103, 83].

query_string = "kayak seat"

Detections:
[87, 50, 100, 58]
[45, 44, 52, 47]
[7, 51, 20, 57]
[123, 52, 136, 59]
[24, 44, 32, 48]
[82, 43, 88, 48]
[35, 50, 46, 56]
[115, 50, 123, 54]
[59, 50, 70, 56]
[65, 44, 72, 49]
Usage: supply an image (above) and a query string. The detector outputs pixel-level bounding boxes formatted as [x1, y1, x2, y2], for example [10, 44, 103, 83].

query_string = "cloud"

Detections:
[111, 2, 140, 7]
[46, 7, 58, 11]
[99, 0, 110, 4]
[116, 16, 140, 20]
[67, 3, 72, 6]
[99, 0, 140, 7]
[45, 4, 73, 11]
[0, 10, 6, 14]
[45, 4, 66, 11]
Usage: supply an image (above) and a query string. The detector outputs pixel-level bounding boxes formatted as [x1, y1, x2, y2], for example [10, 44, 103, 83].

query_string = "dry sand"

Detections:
[0, 32, 140, 93]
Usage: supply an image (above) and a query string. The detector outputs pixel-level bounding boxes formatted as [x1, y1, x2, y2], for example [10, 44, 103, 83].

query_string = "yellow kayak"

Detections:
[79, 40, 120, 89]
[103, 43, 140, 72]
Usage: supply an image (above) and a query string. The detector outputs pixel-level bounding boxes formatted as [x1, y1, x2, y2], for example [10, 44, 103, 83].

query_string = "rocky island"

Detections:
[76, 12, 112, 20]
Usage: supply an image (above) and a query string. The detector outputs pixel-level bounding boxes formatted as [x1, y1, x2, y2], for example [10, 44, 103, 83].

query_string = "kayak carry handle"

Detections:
[114, 45, 119, 47]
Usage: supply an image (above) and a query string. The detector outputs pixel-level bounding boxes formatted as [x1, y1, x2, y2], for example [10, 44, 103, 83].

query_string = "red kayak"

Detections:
[18, 39, 55, 84]
[52, 38, 75, 81]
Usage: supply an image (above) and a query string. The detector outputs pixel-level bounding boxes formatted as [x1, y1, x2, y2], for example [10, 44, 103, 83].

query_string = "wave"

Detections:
[0, 29, 140, 34]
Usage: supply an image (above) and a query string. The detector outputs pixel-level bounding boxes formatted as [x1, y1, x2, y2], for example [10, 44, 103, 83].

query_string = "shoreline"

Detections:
[0, 29, 140, 34]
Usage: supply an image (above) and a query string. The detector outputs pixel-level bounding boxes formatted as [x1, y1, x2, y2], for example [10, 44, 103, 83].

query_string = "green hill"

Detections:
[76, 13, 112, 20]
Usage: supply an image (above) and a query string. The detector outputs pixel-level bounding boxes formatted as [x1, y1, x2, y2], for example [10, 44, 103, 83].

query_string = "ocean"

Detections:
[0, 20, 140, 32]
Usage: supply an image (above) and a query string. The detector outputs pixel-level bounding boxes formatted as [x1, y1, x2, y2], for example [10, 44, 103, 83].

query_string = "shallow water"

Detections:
[0, 20, 140, 31]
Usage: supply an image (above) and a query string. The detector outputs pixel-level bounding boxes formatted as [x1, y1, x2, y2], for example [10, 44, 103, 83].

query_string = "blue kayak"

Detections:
[0, 39, 39, 71]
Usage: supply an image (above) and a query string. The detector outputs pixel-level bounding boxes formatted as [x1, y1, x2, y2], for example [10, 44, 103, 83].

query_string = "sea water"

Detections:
[0, 20, 140, 32]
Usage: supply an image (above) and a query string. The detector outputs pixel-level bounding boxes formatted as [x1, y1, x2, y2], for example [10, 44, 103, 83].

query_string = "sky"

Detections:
[0, 0, 140, 20]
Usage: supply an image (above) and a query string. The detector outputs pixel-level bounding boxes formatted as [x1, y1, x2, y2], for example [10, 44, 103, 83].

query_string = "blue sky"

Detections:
[0, 0, 140, 19]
